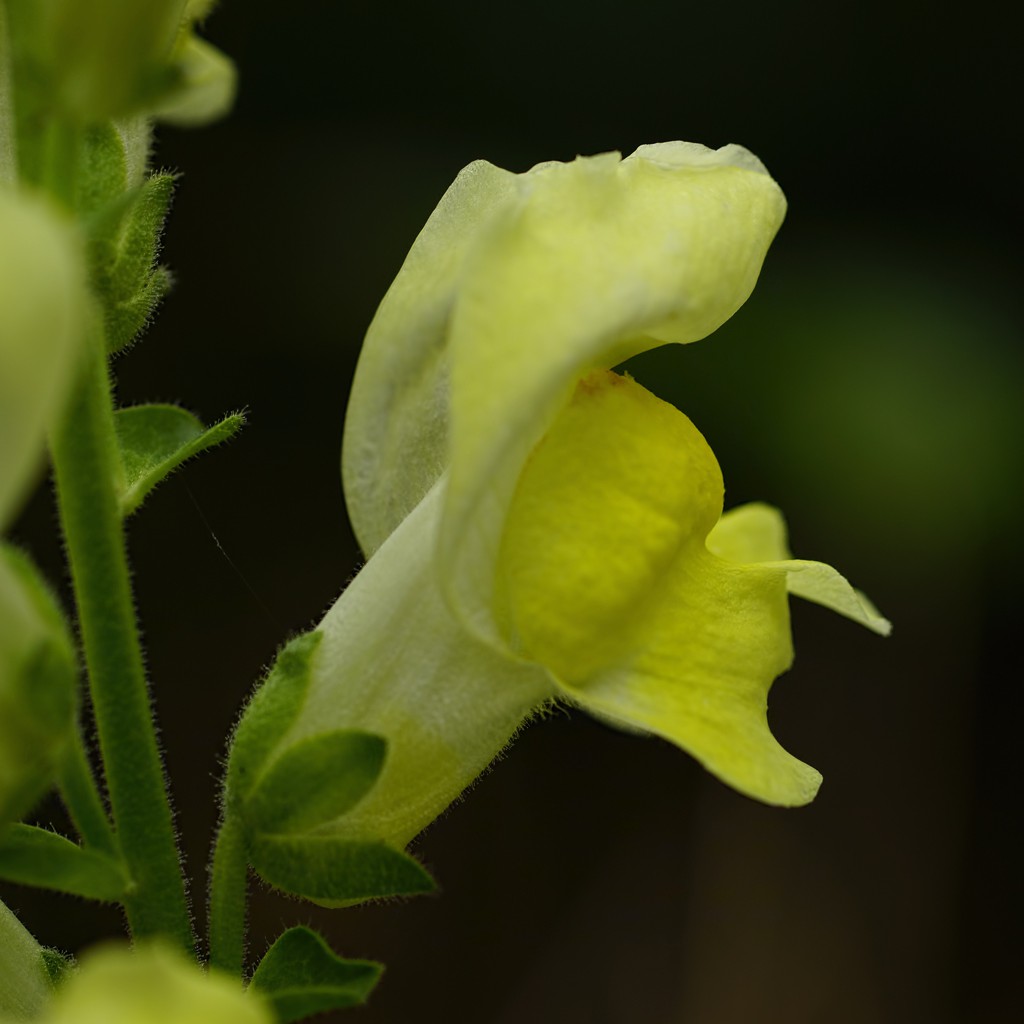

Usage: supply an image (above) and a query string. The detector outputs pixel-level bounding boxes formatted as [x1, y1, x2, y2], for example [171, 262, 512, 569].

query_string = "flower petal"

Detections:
[342, 160, 519, 556]
[706, 501, 790, 562]
[603, 598, 814, 809]
[495, 370, 724, 683]
[497, 371, 817, 805]
[559, 550, 819, 806]
[342, 141, 786, 594]
[707, 502, 892, 635]
[440, 143, 786, 641]
[775, 561, 891, 636]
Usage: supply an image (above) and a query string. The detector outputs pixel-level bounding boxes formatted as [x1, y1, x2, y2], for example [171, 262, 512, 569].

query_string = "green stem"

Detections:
[208, 814, 249, 977]
[56, 729, 117, 857]
[49, 335, 193, 952]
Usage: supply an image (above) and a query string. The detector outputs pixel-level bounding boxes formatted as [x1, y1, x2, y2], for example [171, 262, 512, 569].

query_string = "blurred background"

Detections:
[6, 1, 1022, 1021]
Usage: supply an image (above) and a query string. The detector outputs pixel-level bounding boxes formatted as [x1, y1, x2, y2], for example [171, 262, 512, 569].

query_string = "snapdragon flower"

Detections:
[230, 142, 889, 883]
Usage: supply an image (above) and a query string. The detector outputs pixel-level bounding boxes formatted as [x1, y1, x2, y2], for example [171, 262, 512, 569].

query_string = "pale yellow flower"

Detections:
[234, 143, 889, 868]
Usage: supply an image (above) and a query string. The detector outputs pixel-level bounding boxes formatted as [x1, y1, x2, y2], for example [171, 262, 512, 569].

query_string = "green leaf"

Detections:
[249, 927, 382, 1022]
[0, 825, 130, 901]
[104, 264, 172, 353]
[84, 171, 176, 352]
[249, 835, 435, 904]
[243, 730, 387, 836]
[109, 174, 175, 295]
[80, 147, 166, 271]
[114, 403, 245, 516]
[226, 633, 322, 808]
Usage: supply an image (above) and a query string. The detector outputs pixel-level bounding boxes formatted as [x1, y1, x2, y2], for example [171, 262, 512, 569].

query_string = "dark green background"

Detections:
[7, 1, 1021, 1021]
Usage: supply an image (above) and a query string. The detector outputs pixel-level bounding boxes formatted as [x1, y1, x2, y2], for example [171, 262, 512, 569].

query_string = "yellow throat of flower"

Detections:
[496, 369, 728, 683]
[494, 369, 820, 806]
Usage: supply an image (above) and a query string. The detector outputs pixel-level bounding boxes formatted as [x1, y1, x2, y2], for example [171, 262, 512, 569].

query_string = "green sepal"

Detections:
[0, 825, 131, 901]
[226, 633, 323, 809]
[85, 170, 173, 262]
[114, 403, 245, 516]
[105, 264, 172, 353]
[105, 173, 175, 352]
[243, 730, 387, 836]
[111, 174, 174, 286]
[249, 927, 382, 1022]
[249, 835, 436, 904]
[88, 171, 176, 353]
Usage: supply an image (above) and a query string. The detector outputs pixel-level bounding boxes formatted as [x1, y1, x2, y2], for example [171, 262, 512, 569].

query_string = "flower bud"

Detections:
[25, 943, 272, 1024]
[0, 187, 87, 529]
[4, 1, 189, 119]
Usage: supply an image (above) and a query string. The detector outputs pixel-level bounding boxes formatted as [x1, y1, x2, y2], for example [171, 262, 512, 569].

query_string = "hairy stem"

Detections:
[50, 335, 193, 952]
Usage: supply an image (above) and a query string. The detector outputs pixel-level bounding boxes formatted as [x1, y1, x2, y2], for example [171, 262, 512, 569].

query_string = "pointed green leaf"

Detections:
[243, 730, 387, 836]
[93, 172, 176, 352]
[227, 632, 323, 809]
[109, 173, 175, 302]
[105, 265, 172, 353]
[80, 140, 162, 267]
[249, 927, 382, 1022]
[114, 403, 245, 516]
[0, 825, 130, 901]
[80, 169, 175, 353]
[249, 835, 435, 904]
